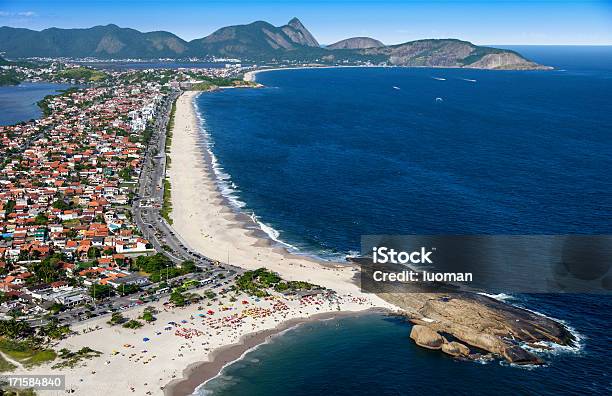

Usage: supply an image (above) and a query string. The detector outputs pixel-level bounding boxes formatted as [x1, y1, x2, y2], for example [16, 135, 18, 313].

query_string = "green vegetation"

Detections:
[108, 312, 126, 326]
[0, 353, 17, 372]
[119, 166, 134, 181]
[122, 320, 143, 329]
[90, 284, 114, 300]
[170, 289, 186, 306]
[0, 69, 21, 86]
[52, 347, 102, 369]
[56, 67, 107, 82]
[37, 87, 80, 117]
[0, 320, 33, 339]
[0, 387, 37, 396]
[39, 320, 71, 340]
[165, 98, 177, 154]
[140, 307, 157, 323]
[189, 81, 215, 91]
[187, 76, 257, 91]
[0, 338, 56, 368]
[161, 178, 173, 224]
[236, 268, 318, 297]
[159, 97, 177, 225]
[132, 254, 197, 283]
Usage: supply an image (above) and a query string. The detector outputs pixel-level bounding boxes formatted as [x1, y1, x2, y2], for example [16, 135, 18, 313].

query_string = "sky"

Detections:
[1, 0, 611, 45]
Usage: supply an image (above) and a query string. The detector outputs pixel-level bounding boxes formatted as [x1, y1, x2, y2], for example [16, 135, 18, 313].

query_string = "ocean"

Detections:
[194, 46, 612, 395]
[0, 82, 73, 126]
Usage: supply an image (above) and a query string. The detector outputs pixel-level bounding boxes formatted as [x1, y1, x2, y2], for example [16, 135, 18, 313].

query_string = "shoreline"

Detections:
[164, 91, 398, 393]
[165, 308, 389, 396]
[190, 91, 353, 264]
[167, 91, 392, 295]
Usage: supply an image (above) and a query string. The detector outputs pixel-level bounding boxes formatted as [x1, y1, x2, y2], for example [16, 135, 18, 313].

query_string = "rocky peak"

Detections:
[282, 17, 319, 47]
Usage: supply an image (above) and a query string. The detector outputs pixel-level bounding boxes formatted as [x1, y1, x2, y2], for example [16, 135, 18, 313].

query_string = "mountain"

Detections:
[356, 39, 545, 69]
[0, 19, 547, 69]
[281, 17, 319, 47]
[0, 24, 188, 58]
[327, 37, 384, 50]
[189, 19, 322, 59]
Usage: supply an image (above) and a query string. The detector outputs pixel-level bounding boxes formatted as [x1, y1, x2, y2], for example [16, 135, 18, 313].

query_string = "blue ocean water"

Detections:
[195, 47, 612, 395]
[0, 82, 73, 126]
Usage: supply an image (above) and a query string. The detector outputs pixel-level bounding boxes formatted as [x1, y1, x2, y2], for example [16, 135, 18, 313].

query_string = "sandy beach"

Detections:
[12, 90, 396, 396]
[167, 91, 393, 299]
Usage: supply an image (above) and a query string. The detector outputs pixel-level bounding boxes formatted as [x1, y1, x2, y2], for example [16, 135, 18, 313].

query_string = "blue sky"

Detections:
[1, 1, 611, 45]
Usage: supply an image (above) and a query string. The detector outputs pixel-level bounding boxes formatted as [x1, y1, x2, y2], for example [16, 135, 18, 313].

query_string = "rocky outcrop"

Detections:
[281, 17, 319, 47]
[327, 37, 384, 50]
[382, 292, 574, 364]
[464, 52, 551, 70]
[359, 39, 546, 70]
[410, 325, 444, 349]
[441, 341, 470, 357]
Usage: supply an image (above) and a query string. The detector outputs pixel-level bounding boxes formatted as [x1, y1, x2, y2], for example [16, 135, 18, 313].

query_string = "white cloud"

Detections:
[0, 10, 37, 18]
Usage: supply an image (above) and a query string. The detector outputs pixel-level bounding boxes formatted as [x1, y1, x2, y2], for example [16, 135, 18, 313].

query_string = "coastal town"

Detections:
[0, 59, 582, 396]
[0, 63, 245, 324]
[0, 61, 390, 395]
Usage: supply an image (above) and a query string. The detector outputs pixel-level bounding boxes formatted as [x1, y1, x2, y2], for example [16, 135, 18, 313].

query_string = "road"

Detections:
[31, 90, 245, 327]
[132, 90, 242, 276]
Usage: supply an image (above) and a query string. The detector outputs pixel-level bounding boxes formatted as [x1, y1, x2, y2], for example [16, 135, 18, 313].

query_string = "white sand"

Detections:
[20, 291, 382, 395]
[13, 90, 396, 396]
[167, 91, 392, 300]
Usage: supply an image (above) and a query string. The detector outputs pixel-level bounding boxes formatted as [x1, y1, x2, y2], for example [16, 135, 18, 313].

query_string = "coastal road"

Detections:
[132, 90, 243, 277]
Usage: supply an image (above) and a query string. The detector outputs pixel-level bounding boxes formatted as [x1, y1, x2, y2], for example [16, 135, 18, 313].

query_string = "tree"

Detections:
[49, 303, 65, 314]
[181, 260, 197, 273]
[108, 312, 125, 325]
[31, 255, 63, 283]
[87, 247, 101, 259]
[90, 284, 114, 300]
[39, 319, 70, 340]
[122, 320, 143, 329]
[119, 166, 133, 181]
[118, 284, 140, 296]
[0, 319, 33, 339]
[170, 289, 186, 306]
[34, 213, 49, 225]
[141, 311, 155, 323]
[52, 199, 70, 210]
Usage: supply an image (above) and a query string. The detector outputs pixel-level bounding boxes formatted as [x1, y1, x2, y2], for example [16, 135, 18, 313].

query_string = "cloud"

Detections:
[0, 10, 37, 18]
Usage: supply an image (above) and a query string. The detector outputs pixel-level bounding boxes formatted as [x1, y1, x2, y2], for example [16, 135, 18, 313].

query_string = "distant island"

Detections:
[0, 18, 548, 70]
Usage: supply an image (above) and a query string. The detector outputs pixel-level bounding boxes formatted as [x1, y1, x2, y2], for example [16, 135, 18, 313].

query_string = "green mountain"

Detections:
[0, 24, 189, 58]
[0, 18, 547, 69]
[189, 18, 323, 59]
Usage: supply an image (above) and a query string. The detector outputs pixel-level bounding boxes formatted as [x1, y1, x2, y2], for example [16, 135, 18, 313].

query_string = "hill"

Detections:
[327, 37, 384, 50]
[0, 24, 188, 58]
[357, 39, 545, 69]
[0, 19, 547, 69]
